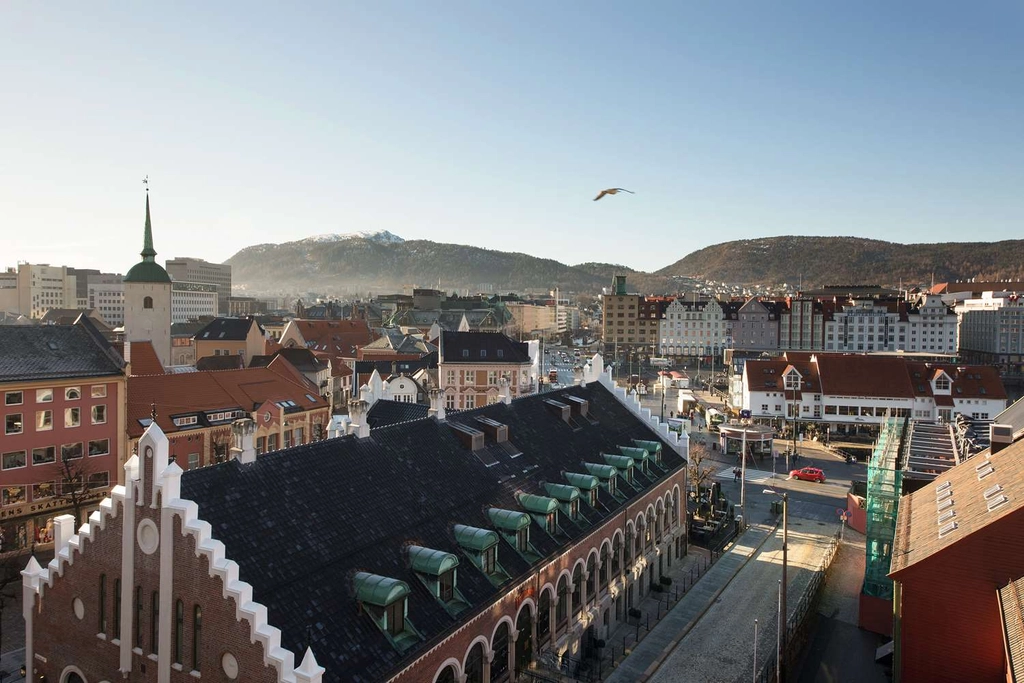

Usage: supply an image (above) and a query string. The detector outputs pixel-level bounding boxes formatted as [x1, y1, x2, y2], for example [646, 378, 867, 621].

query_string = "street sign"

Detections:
[740, 409, 751, 419]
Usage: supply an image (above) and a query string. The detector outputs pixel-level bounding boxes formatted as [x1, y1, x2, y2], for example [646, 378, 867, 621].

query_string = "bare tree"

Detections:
[0, 551, 22, 657]
[687, 441, 717, 505]
[54, 453, 97, 527]
[210, 429, 231, 465]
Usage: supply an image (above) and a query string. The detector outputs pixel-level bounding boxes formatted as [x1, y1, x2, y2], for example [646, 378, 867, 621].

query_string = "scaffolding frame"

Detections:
[862, 413, 905, 600]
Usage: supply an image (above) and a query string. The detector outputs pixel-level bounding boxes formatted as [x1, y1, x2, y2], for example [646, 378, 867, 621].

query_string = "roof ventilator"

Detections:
[983, 484, 1004, 500]
[937, 497, 954, 512]
[987, 495, 1010, 512]
[937, 509, 956, 525]
[976, 463, 995, 480]
[938, 520, 958, 537]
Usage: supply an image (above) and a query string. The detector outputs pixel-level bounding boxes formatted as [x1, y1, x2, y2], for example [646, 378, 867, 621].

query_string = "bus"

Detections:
[706, 408, 726, 432]
[548, 369, 559, 383]
[650, 357, 671, 368]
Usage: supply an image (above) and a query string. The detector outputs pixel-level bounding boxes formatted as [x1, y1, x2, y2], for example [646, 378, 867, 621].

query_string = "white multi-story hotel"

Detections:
[658, 298, 725, 357]
[171, 280, 218, 323]
[88, 281, 126, 327]
[957, 290, 1024, 368]
[823, 294, 957, 354]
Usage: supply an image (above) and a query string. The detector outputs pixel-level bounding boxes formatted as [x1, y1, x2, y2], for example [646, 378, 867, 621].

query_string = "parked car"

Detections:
[789, 467, 826, 483]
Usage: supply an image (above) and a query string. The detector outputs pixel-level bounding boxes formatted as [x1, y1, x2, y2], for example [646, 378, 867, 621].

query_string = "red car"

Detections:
[789, 467, 826, 483]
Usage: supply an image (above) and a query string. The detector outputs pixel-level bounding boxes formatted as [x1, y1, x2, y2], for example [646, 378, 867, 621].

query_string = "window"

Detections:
[5, 391, 22, 406]
[174, 600, 184, 664]
[2, 451, 26, 470]
[36, 410, 52, 431]
[144, 296, 153, 309]
[538, 590, 551, 638]
[91, 404, 107, 424]
[517, 527, 530, 552]
[463, 370, 475, 384]
[439, 569, 455, 602]
[572, 565, 583, 616]
[99, 574, 107, 634]
[267, 434, 278, 451]
[134, 586, 143, 648]
[5, 413, 22, 435]
[294, 427, 304, 445]
[89, 472, 110, 489]
[36, 389, 53, 403]
[445, 393, 456, 410]
[188, 453, 199, 470]
[255, 437, 266, 455]
[114, 579, 122, 639]
[65, 387, 81, 400]
[589, 488, 598, 508]
[482, 545, 497, 575]
[569, 498, 579, 520]
[192, 605, 202, 671]
[385, 599, 405, 636]
[91, 385, 107, 398]
[151, 591, 159, 654]
[556, 577, 568, 626]
[32, 481, 56, 500]
[65, 407, 81, 428]
[445, 369, 456, 385]
[88, 439, 110, 456]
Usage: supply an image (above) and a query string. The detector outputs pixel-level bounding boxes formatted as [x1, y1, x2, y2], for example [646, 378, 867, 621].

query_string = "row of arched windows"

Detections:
[97, 574, 202, 671]
[431, 486, 683, 683]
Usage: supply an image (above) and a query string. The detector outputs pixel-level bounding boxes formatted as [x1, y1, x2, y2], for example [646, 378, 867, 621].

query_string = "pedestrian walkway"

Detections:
[604, 523, 776, 683]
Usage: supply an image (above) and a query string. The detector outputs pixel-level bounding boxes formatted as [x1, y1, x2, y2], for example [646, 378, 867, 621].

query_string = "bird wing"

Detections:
[614, 188, 635, 194]
[593, 190, 609, 201]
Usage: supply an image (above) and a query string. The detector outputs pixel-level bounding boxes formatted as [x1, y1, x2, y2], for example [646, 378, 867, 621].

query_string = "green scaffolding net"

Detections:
[862, 415, 905, 600]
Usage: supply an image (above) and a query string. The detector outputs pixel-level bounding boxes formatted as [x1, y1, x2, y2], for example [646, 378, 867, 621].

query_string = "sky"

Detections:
[2, 1, 1023, 274]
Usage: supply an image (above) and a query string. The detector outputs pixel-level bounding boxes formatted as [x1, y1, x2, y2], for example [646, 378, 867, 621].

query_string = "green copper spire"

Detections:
[141, 193, 156, 261]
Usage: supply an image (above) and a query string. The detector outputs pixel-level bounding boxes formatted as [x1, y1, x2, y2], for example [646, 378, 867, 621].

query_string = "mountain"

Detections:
[226, 234, 1024, 296]
[227, 235, 614, 294]
[655, 236, 1024, 287]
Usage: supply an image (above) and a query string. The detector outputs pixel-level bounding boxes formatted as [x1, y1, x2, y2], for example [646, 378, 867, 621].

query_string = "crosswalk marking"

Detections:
[713, 467, 783, 484]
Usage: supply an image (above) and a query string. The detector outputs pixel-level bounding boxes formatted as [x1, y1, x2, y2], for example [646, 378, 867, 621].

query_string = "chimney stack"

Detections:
[428, 388, 446, 421]
[231, 418, 257, 464]
[990, 424, 1014, 455]
[572, 364, 584, 386]
[498, 377, 512, 405]
[348, 399, 371, 438]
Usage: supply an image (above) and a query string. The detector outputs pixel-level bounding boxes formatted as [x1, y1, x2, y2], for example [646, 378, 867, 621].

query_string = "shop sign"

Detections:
[0, 489, 108, 520]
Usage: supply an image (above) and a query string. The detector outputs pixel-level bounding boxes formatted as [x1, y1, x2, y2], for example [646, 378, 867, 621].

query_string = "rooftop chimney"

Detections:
[498, 377, 512, 405]
[991, 423, 1014, 455]
[428, 388, 446, 421]
[348, 399, 371, 438]
[231, 418, 257, 464]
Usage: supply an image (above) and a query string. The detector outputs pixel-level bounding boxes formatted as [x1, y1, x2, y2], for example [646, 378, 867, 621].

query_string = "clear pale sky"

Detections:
[2, 2, 1022, 274]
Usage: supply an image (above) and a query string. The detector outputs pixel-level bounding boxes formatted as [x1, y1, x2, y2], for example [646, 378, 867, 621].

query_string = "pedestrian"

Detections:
[733, 467, 740, 482]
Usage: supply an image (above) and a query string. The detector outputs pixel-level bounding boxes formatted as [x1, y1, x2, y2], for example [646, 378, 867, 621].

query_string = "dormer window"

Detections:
[462, 349, 469, 358]
[570, 499, 579, 520]
[353, 572, 420, 651]
[545, 513, 556, 534]
[589, 488, 598, 507]
[935, 376, 950, 391]
[496, 349, 504, 358]
[482, 545, 497, 574]
[439, 570, 455, 602]
[517, 527, 530, 552]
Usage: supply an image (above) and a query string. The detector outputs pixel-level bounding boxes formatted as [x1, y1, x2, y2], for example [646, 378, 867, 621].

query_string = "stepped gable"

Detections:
[179, 381, 681, 682]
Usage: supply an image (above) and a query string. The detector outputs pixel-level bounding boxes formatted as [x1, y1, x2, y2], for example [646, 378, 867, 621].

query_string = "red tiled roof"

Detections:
[294, 320, 375, 356]
[127, 361, 324, 437]
[126, 341, 165, 376]
[814, 355, 916, 398]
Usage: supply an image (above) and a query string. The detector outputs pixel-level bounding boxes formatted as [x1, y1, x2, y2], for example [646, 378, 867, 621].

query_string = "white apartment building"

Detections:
[171, 281, 218, 323]
[823, 294, 957, 354]
[165, 257, 230, 314]
[83, 280, 218, 327]
[658, 298, 725, 357]
[5, 263, 79, 318]
[957, 291, 1024, 367]
[88, 281, 126, 327]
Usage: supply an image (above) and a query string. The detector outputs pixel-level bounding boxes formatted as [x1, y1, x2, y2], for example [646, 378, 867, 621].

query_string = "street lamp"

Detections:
[763, 488, 788, 683]
[753, 618, 759, 683]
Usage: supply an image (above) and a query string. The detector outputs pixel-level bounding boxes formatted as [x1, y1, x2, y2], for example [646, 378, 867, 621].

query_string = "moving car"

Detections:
[789, 467, 826, 483]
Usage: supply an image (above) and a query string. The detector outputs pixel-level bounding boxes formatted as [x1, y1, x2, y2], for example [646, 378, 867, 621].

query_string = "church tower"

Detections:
[123, 191, 172, 367]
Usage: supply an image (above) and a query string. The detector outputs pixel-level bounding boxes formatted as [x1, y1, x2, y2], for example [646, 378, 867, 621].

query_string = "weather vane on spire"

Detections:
[143, 175, 149, 192]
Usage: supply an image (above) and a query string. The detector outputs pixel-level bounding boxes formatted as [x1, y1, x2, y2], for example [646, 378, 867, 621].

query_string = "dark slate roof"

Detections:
[180, 381, 682, 683]
[0, 317, 125, 381]
[193, 317, 264, 341]
[195, 355, 246, 371]
[250, 348, 327, 375]
[440, 331, 531, 364]
[366, 399, 430, 428]
[352, 357, 437, 378]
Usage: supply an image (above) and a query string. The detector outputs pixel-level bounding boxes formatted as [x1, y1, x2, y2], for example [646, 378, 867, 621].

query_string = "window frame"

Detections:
[36, 388, 53, 403]
[64, 407, 81, 428]
[91, 404, 107, 425]
[65, 387, 81, 401]
[5, 391, 23, 406]
[5, 413, 23, 435]
[91, 385, 107, 398]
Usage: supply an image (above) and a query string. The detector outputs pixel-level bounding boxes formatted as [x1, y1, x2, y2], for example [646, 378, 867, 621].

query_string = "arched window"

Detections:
[611, 537, 621, 576]
[464, 642, 484, 683]
[571, 565, 583, 617]
[587, 555, 597, 604]
[599, 546, 610, 589]
[134, 586, 143, 648]
[64, 673, 86, 683]
[491, 622, 509, 681]
[556, 576, 568, 628]
[144, 296, 153, 309]
[192, 605, 202, 672]
[150, 591, 159, 654]
[113, 578, 121, 639]
[174, 599, 184, 664]
[98, 574, 107, 634]
[624, 528, 633, 565]
[435, 665, 458, 683]
[538, 590, 551, 638]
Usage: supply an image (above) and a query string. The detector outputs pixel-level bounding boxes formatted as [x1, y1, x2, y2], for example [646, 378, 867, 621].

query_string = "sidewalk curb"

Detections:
[629, 520, 781, 682]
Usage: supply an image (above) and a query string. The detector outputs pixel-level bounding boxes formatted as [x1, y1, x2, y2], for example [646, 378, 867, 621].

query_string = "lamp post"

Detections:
[753, 618, 759, 683]
[763, 488, 788, 683]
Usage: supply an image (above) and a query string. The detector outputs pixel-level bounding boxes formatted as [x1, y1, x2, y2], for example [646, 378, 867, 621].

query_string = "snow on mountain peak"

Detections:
[300, 230, 405, 245]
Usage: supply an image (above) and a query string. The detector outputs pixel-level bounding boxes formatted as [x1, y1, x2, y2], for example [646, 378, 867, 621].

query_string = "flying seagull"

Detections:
[593, 188, 635, 201]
